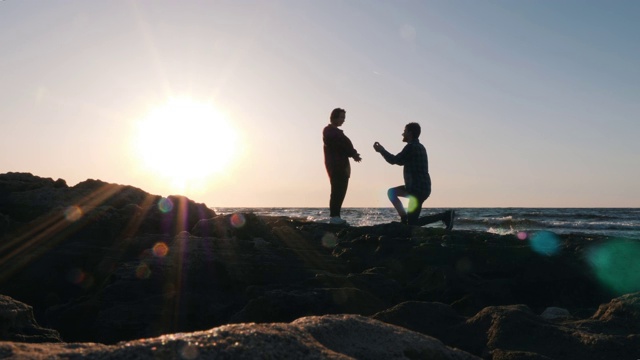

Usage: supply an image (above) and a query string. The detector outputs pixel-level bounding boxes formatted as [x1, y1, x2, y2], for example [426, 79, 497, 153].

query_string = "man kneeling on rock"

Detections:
[373, 122, 454, 229]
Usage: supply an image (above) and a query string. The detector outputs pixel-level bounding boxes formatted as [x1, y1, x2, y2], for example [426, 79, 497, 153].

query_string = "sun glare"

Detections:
[134, 98, 239, 191]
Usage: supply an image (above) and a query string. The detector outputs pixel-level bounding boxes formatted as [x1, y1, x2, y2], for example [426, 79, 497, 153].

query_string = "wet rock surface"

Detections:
[0, 172, 638, 359]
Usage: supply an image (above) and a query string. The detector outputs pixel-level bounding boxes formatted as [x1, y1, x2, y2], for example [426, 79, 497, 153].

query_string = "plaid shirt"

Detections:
[380, 140, 431, 198]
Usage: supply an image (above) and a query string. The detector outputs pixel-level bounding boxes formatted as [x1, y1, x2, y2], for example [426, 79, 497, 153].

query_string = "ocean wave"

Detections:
[212, 207, 640, 238]
[458, 218, 544, 228]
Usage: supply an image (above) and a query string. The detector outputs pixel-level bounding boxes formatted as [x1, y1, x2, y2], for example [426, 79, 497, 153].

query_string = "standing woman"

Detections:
[323, 108, 361, 225]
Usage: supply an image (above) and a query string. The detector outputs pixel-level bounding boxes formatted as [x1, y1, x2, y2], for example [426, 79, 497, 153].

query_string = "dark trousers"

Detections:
[329, 175, 349, 217]
[408, 194, 451, 226]
[388, 186, 433, 226]
[407, 196, 426, 225]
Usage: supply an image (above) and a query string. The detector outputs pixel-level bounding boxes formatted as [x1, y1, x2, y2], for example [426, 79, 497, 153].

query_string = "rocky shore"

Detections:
[0, 172, 638, 359]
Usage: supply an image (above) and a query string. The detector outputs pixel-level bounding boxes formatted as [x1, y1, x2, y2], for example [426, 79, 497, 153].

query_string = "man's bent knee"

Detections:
[387, 188, 397, 201]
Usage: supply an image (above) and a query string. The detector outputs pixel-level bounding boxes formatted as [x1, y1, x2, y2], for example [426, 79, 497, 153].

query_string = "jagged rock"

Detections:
[374, 296, 640, 359]
[0, 172, 638, 359]
[0, 172, 67, 193]
[0, 172, 215, 235]
[0, 295, 61, 343]
[45, 225, 349, 343]
[0, 173, 215, 338]
[372, 301, 467, 348]
[0, 315, 479, 359]
[540, 306, 571, 320]
[373, 293, 640, 360]
[591, 291, 640, 324]
[574, 291, 640, 335]
[230, 287, 388, 324]
[466, 300, 640, 360]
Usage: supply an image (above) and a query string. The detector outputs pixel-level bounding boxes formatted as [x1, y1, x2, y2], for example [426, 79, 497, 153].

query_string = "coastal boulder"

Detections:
[0, 173, 216, 336]
[373, 297, 640, 360]
[0, 314, 479, 359]
[0, 172, 216, 236]
[372, 301, 468, 349]
[0, 294, 62, 343]
[1, 172, 638, 359]
[465, 301, 640, 360]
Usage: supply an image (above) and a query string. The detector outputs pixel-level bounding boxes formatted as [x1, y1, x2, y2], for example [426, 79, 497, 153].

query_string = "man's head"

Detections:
[402, 122, 421, 142]
[330, 108, 346, 126]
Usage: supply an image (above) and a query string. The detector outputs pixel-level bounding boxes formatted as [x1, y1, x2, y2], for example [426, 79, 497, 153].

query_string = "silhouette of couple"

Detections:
[323, 107, 454, 229]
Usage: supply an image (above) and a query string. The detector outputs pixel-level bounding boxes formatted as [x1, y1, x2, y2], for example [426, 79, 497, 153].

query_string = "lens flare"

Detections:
[587, 239, 640, 295]
[66, 268, 94, 289]
[529, 231, 560, 256]
[321, 232, 337, 248]
[66, 268, 85, 285]
[158, 197, 174, 213]
[64, 206, 83, 222]
[517, 232, 528, 241]
[407, 195, 420, 213]
[230, 213, 246, 228]
[180, 343, 199, 359]
[152, 242, 169, 257]
[136, 263, 151, 279]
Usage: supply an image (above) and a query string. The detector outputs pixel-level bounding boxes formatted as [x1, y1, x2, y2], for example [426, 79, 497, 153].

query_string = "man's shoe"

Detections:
[443, 210, 455, 231]
[330, 216, 348, 225]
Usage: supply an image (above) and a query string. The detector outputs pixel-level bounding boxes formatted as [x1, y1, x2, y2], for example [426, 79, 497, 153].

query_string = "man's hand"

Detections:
[373, 142, 384, 153]
[353, 154, 362, 162]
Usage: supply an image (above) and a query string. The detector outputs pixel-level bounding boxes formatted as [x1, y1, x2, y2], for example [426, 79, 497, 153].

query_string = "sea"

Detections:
[212, 207, 640, 240]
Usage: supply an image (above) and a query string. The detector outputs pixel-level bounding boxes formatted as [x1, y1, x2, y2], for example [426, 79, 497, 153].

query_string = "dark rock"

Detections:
[576, 291, 640, 335]
[374, 296, 640, 360]
[0, 173, 215, 235]
[540, 306, 572, 320]
[0, 173, 215, 337]
[465, 300, 640, 360]
[230, 287, 388, 324]
[0, 172, 637, 359]
[0, 315, 480, 359]
[0, 294, 62, 343]
[0, 172, 60, 193]
[372, 301, 467, 347]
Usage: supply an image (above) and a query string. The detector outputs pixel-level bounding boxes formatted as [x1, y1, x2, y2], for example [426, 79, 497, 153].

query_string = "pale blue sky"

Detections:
[1, 1, 638, 207]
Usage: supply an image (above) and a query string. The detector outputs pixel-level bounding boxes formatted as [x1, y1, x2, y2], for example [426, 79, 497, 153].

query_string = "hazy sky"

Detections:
[1, 1, 639, 208]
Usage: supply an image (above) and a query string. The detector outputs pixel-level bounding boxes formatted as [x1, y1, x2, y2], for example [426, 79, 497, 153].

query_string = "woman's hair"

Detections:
[330, 108, 346, 123]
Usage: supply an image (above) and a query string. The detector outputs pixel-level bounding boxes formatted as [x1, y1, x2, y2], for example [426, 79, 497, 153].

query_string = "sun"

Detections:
[133, 98, 239, 191]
